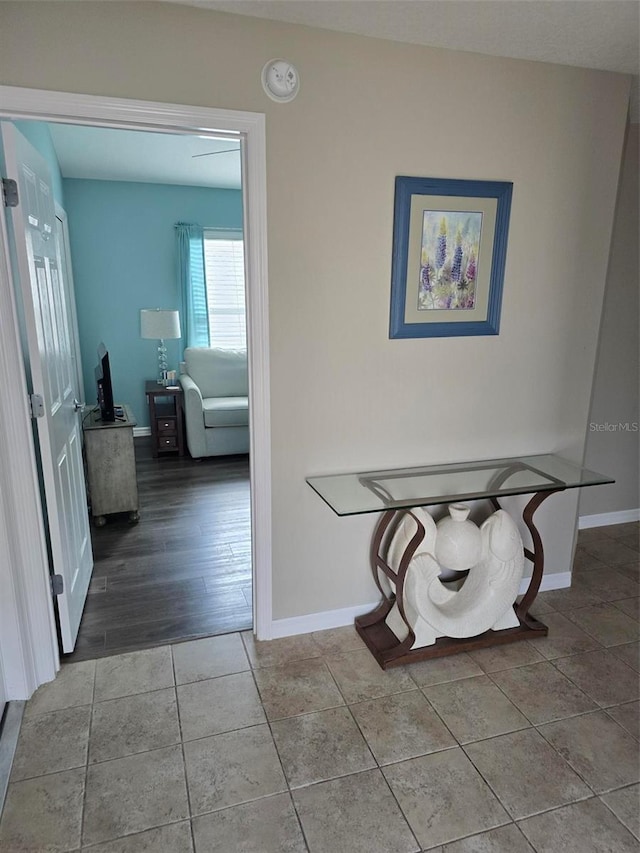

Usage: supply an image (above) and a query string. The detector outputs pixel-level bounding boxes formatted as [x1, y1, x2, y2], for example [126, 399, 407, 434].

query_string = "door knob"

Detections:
[73, 399, 85, 413]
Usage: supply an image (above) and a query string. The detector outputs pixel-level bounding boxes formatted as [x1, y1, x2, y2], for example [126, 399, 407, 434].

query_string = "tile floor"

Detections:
[0, 523, 638, 852]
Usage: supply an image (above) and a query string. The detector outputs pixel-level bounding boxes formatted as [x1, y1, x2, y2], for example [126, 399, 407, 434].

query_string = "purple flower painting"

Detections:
[419, 210, 482, 310]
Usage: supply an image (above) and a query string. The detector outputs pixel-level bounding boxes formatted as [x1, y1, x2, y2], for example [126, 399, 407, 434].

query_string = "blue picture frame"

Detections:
[389, 176, 513, 338]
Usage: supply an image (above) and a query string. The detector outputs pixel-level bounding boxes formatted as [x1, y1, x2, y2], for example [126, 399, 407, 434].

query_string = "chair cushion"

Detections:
[184, 347, 248, 399]
[203, 396, 249, 428]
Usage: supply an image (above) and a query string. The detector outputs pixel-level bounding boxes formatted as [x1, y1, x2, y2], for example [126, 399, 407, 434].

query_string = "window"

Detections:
[203, 228, 246, 351]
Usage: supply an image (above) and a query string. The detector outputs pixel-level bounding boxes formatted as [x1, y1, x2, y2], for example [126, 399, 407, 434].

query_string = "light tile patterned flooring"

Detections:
[1, 523, 639, 852]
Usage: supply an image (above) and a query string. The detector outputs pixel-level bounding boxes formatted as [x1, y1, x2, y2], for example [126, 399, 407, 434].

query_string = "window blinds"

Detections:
[203, 230, 247, 351]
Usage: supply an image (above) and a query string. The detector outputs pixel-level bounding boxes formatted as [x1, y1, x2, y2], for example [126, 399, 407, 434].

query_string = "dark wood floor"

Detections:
[64, 440, 252, 663]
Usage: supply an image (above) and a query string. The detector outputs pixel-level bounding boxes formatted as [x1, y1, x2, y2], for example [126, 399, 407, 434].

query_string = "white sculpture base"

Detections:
[385, 595, 521, 649]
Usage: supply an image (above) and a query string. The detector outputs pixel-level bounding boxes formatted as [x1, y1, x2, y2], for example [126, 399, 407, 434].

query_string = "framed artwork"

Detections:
[389, 176, 513, 338]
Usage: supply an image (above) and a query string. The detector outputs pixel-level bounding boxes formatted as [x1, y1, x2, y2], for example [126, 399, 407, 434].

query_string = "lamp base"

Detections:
[157, 338, 168, 385]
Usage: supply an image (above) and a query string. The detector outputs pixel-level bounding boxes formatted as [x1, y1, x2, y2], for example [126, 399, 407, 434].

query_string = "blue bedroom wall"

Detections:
[63, 178, 243, 427]
[13, 121, 66, 207]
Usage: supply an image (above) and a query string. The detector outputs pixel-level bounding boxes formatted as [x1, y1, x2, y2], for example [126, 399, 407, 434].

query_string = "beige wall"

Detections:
[581, 122, 639, 518]
[0, 3, 630, 620]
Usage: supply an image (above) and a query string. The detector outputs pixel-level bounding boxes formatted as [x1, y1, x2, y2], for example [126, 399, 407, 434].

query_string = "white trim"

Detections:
[525, 571, 571, 594]
[242, 116, 273, 641]
[270, 571, 572, 639]
[0, 87, 253, 137]
[0, 701, 25, 814]
[579, 508, 640, 529]
[0, 85, 272, 679]
[271, 602, 380, 639]
[0, 175, 59, 700]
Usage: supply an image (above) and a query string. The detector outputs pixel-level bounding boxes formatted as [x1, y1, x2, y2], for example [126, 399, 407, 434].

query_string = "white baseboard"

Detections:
[528, 571, 571, 594]
[270, 601, 380, 640]
[579, 508, 640, 529]
[0, 702, 25, 815]
[269, 571, 572, 640]
[133, 427, 151, 438]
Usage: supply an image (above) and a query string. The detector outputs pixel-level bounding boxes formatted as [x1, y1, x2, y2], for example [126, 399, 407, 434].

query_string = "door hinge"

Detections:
[51, 574, 64, 596]
[29, 393, 45, 418]
[2, 178, 18, 208]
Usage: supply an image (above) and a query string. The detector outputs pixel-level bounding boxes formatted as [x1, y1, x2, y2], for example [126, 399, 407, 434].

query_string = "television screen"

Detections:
[95, 343, 115, 422]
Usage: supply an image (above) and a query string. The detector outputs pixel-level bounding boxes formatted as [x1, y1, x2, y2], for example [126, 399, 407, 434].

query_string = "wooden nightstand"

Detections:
[145, 380, 185, 457]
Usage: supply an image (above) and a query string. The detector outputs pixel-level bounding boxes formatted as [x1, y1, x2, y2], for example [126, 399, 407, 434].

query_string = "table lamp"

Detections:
[140, 308, 182, 385]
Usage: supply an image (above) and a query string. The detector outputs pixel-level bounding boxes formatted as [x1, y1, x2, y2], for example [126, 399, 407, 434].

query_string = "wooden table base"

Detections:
[357, 487, 562, 670]
[355, 606, 548, 669]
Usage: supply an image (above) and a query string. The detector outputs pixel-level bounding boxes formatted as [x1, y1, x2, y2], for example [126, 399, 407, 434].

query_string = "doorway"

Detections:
[0, 86, 272, 700]
[41, 120, 253, 659]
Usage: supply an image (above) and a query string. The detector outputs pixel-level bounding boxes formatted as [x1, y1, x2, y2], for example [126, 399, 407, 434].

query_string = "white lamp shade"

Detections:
[140, 309, 181, 339]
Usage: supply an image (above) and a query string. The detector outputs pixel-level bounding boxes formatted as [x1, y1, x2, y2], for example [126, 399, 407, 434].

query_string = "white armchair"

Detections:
[180, 347, 249, 458]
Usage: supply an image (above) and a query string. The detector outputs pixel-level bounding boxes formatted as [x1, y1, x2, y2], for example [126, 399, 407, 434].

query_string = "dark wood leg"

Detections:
[367, 510, 398, 600]
[356, 511, 404, 635]
[516, 488, 565, 625]
[148, 393, 158, 458]
[356, 508, 424, 662]
[176, 394, 185, 457]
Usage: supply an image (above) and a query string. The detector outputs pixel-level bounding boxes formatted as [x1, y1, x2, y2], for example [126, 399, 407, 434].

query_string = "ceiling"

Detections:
[48, 123, 242, 189]
[178, 0, 640, 120]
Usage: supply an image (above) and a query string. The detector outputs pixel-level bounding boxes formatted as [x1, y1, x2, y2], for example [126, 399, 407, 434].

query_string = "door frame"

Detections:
[0, 86, 273, 698]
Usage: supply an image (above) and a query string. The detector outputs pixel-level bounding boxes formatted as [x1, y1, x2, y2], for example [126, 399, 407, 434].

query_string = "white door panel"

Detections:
[1, 123, 93, 653]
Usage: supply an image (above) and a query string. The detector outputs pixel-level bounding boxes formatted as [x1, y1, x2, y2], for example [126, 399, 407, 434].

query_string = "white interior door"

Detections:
[1, 123, 93, 653]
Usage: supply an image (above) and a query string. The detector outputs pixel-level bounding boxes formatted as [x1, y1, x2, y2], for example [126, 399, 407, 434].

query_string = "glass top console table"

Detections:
[307, 454, 613, 669]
